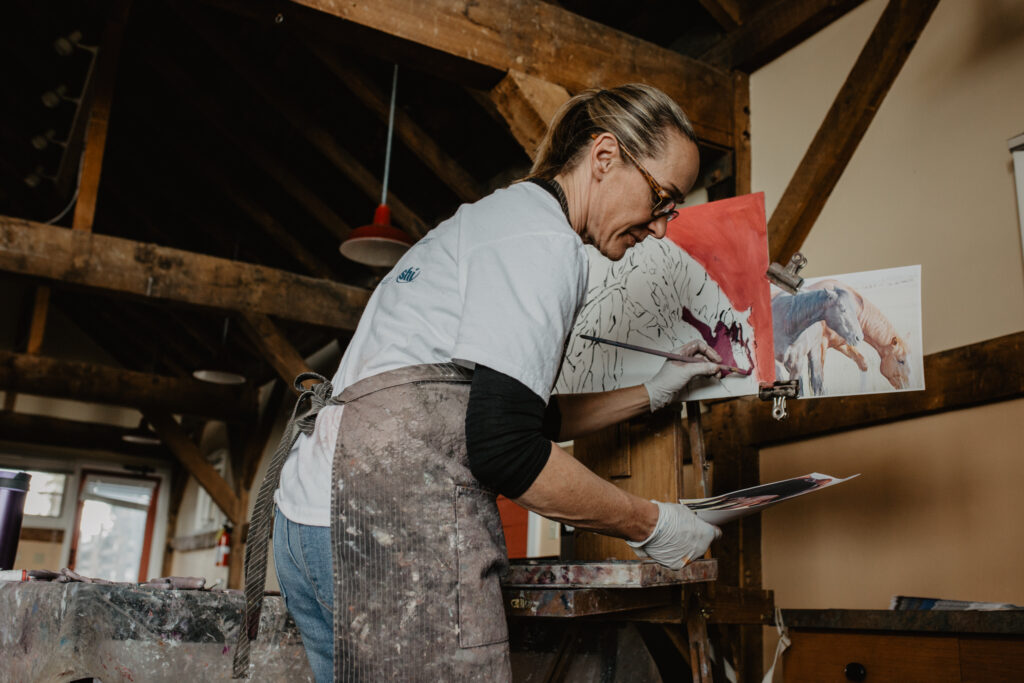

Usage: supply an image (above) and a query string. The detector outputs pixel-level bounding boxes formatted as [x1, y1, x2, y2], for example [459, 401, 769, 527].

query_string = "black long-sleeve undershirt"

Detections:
[465, 364, 562, 498]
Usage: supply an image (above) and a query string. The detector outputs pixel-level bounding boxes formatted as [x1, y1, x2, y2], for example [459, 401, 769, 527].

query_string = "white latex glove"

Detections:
[627, 501, 721, 570]
[643, 340, 723, 412]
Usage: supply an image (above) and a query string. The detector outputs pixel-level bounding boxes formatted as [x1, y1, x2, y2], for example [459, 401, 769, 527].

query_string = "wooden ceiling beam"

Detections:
[305, 42, 486, 203]
[768, 0, 939, 263]
[236, 313, 312, 393]
[698, 0, 744, 32]
[291, 0, 736, 147]
[705, 331, 1024, 449]
[0, 349, 256, 420]
[146, 410, 244, 525]
[0, 411, 169, 459]
[171, 0, 429, 238]
[478, 70, 571, 161]
[0, 215, 371, 330]
[700, 0, 869, 72]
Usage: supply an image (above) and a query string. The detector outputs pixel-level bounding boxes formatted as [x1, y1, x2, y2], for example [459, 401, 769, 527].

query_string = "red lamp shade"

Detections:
[339, 204, 414, 267]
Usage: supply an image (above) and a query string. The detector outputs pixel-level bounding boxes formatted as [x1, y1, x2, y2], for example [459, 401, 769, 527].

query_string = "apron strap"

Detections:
[231, 363, 472, 677]
[233, 372, 333, 678]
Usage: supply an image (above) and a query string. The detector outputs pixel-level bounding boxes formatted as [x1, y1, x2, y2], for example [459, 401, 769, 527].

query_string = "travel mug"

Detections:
[0, 471, 31, 570]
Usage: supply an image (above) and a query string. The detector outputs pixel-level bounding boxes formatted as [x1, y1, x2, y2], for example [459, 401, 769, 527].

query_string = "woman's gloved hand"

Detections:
[627, 501, 721, 570]
[643, 340, 723, 412]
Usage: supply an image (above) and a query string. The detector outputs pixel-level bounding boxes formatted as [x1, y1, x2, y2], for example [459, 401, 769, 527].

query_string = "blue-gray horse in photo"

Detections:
[773, 286, 864, 395]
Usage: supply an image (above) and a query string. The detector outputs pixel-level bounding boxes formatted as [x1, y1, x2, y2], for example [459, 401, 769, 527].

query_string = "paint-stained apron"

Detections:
[332, 363, 511, 682]
[233, 364, 511, 682]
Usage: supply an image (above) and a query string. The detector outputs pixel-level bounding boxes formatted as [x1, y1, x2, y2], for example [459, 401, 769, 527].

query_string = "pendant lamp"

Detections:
[340, 65, 414, 267]
[122, 417, 162, 445]
[193, 316, 247, 386]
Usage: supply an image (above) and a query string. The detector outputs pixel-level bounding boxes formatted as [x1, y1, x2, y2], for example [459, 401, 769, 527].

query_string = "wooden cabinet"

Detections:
[781, 610, 1024, 683]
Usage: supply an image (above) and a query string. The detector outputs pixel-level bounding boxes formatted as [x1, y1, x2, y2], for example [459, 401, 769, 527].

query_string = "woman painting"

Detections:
[256, 84, 724, 682]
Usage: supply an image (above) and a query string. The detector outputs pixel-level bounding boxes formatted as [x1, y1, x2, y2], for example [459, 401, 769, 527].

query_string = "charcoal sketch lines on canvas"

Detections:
[556, 238, 757, 400]
[555, 193, 774, 402]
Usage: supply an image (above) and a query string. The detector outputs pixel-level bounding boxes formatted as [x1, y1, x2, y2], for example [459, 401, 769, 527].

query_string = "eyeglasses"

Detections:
[593, 133, 679, 221]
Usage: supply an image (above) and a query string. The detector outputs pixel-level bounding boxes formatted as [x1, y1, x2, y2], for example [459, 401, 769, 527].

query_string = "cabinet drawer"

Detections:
[783, 631, 960, 683]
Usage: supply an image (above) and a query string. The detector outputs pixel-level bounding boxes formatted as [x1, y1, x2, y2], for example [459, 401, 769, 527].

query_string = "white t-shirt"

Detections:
[275, 182, 589, 526]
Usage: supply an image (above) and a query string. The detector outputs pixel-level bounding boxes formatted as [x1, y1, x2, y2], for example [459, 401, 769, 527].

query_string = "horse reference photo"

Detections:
[772, 286, 864, 395]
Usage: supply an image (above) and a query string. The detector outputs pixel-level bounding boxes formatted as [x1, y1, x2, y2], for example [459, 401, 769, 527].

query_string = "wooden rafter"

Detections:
[292, 0, 736, 147]
[0, 349, 256, 420]
[236, 313, 312, 393]
[767, 0, 939, 263]
[71, 0, 133, 232]
[0, 411, 168, 458]
[700, 0, 869, 72]
[0, 216, 371, 330]
[146, 410, 243, 525]
[170, 0, 429, 238]
[146, 52, 352, 245]
[732, 71, 752, 196]
[698, 0, 744, 32]
[22, 0, 133, 384]
[305, 41, 486, 203]
[481, 70, 571, 161]
[135, 112, 337, 281]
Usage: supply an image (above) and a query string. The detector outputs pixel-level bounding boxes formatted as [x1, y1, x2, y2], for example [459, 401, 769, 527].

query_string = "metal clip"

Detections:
[766, 252, 807, 294]
[759, 380, 800, 422]
[772, 396, 787, 420]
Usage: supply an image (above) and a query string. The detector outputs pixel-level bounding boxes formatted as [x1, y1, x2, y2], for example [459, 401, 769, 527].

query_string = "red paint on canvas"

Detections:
[667, 193, 774, 382]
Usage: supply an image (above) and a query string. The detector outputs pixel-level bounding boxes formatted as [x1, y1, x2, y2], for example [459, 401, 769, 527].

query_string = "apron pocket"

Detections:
[455, 485, 510, 648]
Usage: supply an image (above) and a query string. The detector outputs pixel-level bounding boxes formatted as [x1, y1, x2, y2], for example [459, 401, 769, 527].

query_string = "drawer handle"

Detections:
[844, 662, 867, 681]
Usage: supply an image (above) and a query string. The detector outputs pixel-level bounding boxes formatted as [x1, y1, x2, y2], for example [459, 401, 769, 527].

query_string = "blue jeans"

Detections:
[274, 508, 334, 683]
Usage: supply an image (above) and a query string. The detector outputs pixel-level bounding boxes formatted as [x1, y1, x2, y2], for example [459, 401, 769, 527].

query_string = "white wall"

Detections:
[751, 0, 1024, 353]
[750, 0, 1024, 671]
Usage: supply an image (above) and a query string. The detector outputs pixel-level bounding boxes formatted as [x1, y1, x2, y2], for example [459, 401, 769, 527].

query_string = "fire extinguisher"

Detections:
[215, 524, 232, 567]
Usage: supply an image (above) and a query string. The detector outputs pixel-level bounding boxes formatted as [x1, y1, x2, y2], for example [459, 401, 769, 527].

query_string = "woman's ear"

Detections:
[590, 132, 618, 179]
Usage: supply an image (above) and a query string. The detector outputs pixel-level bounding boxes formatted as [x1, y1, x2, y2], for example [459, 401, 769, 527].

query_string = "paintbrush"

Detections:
[580, 334, 753, 376]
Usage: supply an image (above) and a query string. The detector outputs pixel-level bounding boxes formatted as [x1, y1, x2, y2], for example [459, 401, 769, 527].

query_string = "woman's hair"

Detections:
[530, 83, 697, 180]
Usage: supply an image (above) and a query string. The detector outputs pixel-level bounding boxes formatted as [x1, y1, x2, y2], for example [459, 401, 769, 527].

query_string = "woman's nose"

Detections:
[648, 215, 669, 239]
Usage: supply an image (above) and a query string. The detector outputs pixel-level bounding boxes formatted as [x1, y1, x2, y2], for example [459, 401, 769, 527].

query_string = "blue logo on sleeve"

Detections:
[396, 267, 420, 283]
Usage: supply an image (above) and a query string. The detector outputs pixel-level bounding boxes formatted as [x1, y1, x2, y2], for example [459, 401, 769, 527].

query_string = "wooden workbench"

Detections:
[781, 608, 1024, 682]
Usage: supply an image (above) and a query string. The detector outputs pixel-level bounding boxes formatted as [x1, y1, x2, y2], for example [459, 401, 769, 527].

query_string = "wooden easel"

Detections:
[568, 400, 730, 682]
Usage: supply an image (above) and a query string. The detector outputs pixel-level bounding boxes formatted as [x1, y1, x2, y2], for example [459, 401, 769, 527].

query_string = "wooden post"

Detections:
[686, 401, 711, 499]
[22, 0, 134, 368]
[146, 411, 243, 526]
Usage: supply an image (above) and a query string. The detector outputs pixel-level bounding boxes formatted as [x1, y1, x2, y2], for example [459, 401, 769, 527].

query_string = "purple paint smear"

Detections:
[682, 307, 755, 376]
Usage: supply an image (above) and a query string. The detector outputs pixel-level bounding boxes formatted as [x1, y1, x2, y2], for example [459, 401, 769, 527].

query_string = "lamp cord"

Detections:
[381, 64, 398, 205]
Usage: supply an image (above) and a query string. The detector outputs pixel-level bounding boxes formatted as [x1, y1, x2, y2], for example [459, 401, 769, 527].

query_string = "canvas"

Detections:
[555, 193, 775, 401]
[771, 265, 925, 398]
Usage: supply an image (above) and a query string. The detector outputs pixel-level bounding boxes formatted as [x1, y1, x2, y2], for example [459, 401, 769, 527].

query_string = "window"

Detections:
[23, 470, 68, 518]
[71, 472, 159, 583]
